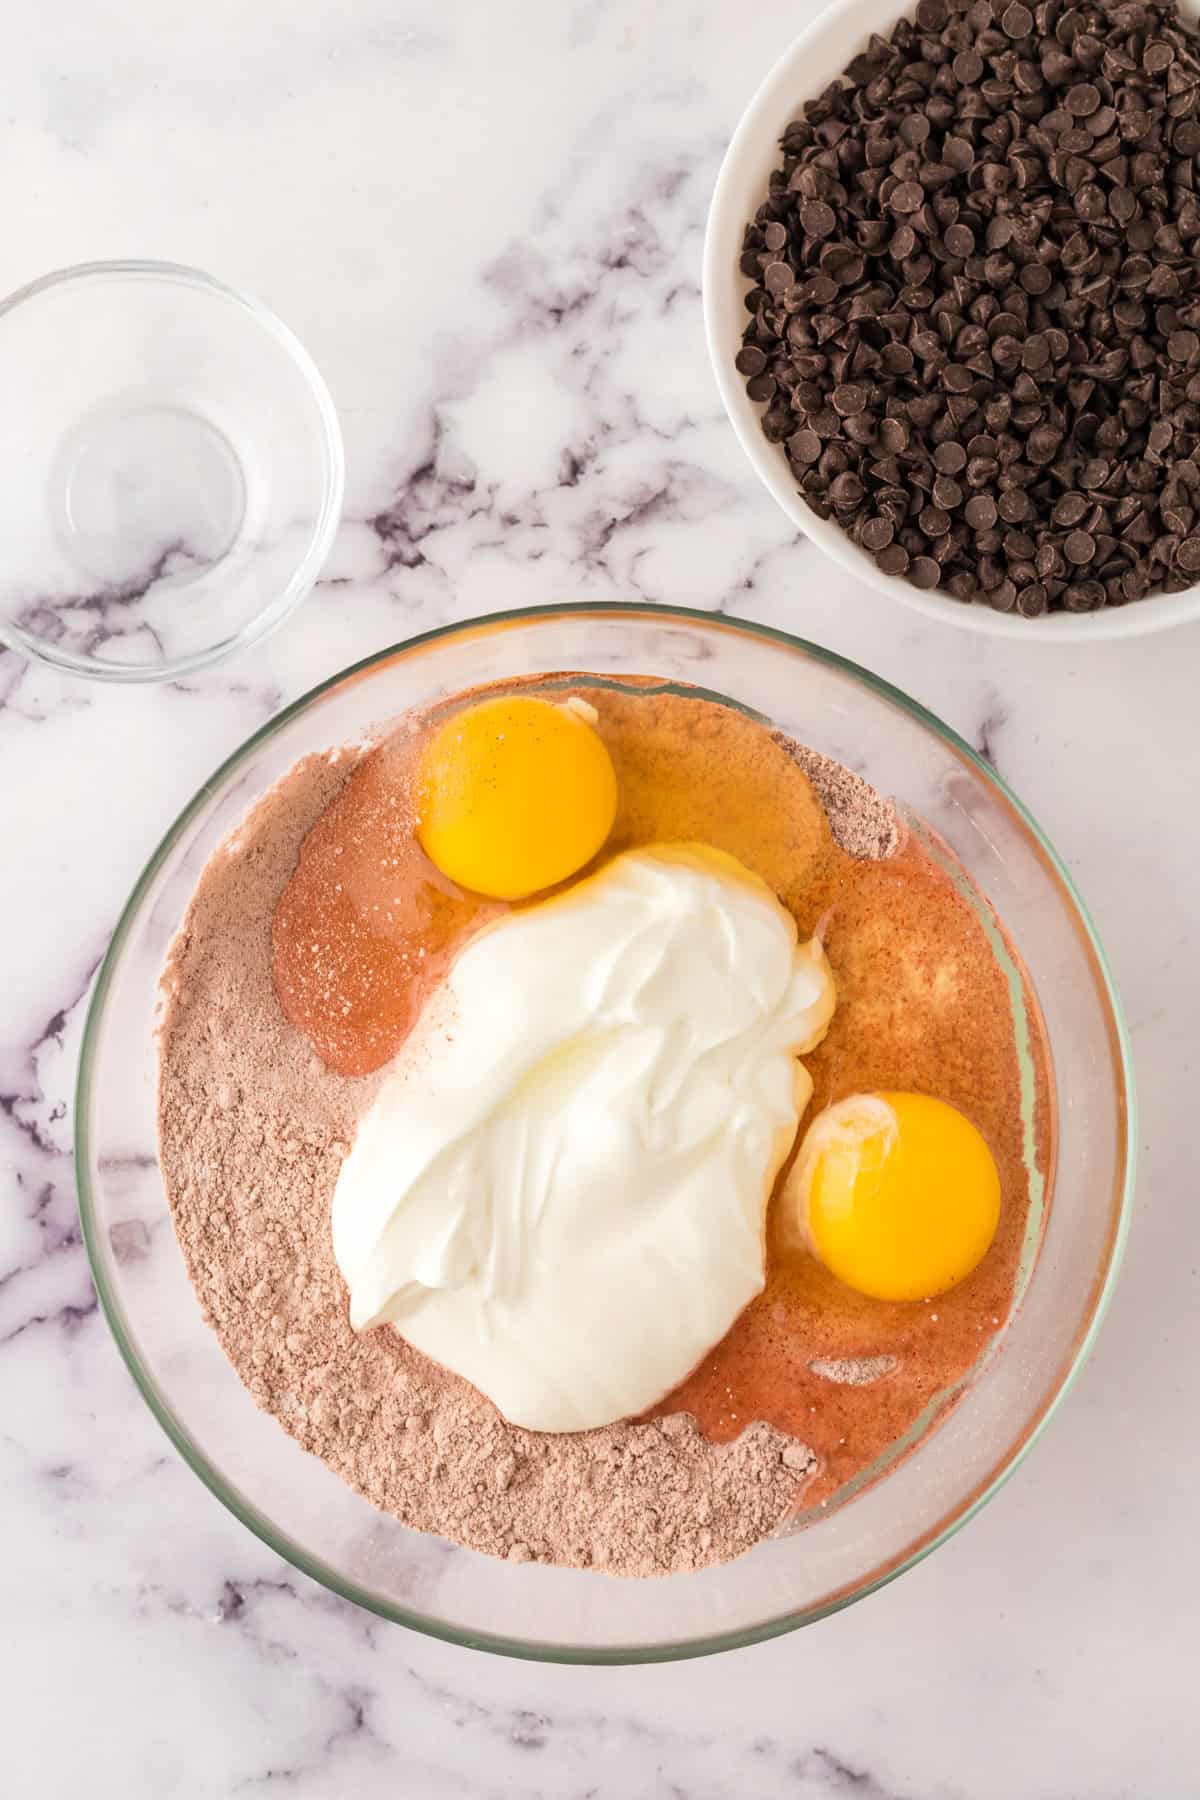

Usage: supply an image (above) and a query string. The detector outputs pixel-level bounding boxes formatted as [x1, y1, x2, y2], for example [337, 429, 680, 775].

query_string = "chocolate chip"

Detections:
[1176, 536, 1200, 573]
[735, 346, 767, 378]
[934, 441, 968, 475]
[998, 490, 1034, 524]
[1028, 426, 1062, 464]
[890, 180, 926, 214]
[861, 517, 895, 552]
[943, 136, 975, 174]
[933, 475, 964, 509]
[909, 556, 942, 588]
[1076, 183, 1108, 222]
[881, 343, 915, 375]
[1110, 187, 1138, 226]
[879, 417, 911, 453]
[789, 430, 823, 465]
[1053, 493, 1089, 527]
[965, 494, 999, 530]
[1066, 83, 1102, 117]
[844, 415, 877, 445]
[833, 383, 868, 416]
[877, 543, 910, 575]
[1065, 530, 1097, 564]
[1002, 0, 1033, 33]
[1149, 420, 1174, 457]
[800, 201, 836, 239]
[823, 247, 866, 288]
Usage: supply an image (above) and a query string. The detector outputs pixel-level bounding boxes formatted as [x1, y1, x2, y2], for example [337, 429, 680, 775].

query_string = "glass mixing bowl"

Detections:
[75, 605, 1134, 1662]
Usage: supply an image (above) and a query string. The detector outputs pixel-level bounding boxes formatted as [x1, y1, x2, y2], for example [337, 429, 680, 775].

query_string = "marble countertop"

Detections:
[4, 1, 1196, 1793]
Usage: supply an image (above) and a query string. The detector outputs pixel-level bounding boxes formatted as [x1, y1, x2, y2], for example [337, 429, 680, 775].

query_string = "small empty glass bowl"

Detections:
[0, 261, 344, 681]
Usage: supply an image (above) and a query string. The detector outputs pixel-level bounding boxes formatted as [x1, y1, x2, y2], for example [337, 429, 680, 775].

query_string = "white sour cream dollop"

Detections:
[332, 845, 835, 1432]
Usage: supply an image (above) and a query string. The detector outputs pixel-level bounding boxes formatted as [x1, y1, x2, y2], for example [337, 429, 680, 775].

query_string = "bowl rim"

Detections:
[0, 257, 346, 683]
[74, 601, 1137, 1662]
[701, 3, 1200, 641]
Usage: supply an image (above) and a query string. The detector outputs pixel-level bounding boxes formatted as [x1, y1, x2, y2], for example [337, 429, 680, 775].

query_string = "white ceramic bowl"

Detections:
[702, 0, 1200, 640]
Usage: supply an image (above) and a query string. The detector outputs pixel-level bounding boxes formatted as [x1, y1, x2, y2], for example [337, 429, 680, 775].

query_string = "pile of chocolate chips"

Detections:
[737, 0, 1200, 614]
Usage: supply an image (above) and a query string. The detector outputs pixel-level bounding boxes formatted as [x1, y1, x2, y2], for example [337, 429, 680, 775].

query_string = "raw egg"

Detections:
[416, 694, 618, 900]
[787, 1091, 1001, 1302]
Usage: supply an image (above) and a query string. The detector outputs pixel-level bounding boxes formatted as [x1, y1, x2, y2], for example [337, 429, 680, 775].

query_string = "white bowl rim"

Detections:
[702, 1, 1200, 642]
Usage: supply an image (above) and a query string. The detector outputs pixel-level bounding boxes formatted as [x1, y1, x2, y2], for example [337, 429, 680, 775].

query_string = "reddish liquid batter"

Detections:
[273, 678, 1053, 1507]
[652, 839, 1049, 1508]
[273, 731, 501, 1077]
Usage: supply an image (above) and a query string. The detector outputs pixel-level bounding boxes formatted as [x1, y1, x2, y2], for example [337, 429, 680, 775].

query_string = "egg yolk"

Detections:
[417, 694, 618, 901]
[789, 1091, 1001, 1302]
